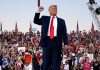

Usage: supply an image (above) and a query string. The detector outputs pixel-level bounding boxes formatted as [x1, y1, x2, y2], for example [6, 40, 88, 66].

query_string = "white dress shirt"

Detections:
[48, 16, 57, 36]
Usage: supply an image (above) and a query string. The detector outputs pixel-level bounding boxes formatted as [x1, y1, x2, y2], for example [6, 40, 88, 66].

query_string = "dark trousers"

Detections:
[42, 36, 62, 70]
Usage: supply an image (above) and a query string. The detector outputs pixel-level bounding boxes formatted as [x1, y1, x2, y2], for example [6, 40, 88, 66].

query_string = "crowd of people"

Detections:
[0, 28, 100, 70]
[61, 29, 100, 70]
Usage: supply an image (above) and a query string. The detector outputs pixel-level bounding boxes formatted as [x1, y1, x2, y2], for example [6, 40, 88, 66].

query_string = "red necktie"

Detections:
[50, 16, 54, 39]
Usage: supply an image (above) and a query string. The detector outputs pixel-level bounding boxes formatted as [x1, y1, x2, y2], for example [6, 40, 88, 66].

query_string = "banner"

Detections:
[87, 54, 93, 62]
[18, 47, 25, 54]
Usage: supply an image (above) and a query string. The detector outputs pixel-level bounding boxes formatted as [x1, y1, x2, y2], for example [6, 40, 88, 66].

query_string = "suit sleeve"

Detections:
[62, 20, 69, 45]
[33, 13, 44, 25]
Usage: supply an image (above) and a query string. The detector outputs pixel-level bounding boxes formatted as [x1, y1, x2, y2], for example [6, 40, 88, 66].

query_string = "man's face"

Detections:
[49, 5, 57, 16]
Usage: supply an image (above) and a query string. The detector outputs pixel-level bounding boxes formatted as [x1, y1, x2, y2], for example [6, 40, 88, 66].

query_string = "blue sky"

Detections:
[0, 0, 100, 33]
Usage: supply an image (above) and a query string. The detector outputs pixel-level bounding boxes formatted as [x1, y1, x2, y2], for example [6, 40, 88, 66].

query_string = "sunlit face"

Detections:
[49, 5, 57, 16]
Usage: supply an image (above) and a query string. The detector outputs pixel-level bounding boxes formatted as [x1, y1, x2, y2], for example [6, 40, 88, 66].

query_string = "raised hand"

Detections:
[38, 6, 44, 13]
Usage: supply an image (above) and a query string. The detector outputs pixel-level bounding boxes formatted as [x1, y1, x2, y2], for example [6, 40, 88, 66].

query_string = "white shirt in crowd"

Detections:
[48, 16, 57, 37]
[62, 55, 67, 64]
[0, 66, 1, 70]
[24, 63, 32, 70]
[79, 57, 83, 63]
[64, 64, 69, 70]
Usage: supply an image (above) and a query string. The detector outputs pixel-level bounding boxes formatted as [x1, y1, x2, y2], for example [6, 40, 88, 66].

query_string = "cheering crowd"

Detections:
[0, 27, 100, 70]
[61, 29, 100, 70]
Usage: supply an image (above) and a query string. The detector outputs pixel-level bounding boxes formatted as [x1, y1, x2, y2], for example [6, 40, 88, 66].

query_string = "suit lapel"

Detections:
[46, 16, 50, 35]
[57, 17, 59, 35]
[47, 16, 50, 28]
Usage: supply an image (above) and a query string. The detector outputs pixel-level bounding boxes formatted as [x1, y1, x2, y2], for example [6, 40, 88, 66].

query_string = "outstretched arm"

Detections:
[34, 13, 42, 25]
[33, 6, 44, 25]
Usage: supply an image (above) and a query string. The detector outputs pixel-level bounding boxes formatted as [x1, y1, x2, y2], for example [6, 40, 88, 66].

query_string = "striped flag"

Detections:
[76, 20, 79, 32]
[0, 23, 2, 35]
[91, 21, 94, 31]
[0, 22, 2, 31]
[38, 0, 40, 7]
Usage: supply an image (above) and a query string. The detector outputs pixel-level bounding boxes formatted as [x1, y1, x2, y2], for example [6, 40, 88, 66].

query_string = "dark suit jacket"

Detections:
[34, 13, 68, 47]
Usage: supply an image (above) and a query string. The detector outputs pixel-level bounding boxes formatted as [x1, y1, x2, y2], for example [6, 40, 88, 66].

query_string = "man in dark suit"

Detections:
[34, 5, 68, 70]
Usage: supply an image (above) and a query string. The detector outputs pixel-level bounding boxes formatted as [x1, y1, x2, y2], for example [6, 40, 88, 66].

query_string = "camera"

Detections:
[95, 7, 100, 15]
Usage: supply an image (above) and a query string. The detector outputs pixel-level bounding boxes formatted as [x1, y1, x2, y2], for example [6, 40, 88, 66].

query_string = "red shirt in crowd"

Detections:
[83, 61, 91, 70]
[36, 54, 42, 63]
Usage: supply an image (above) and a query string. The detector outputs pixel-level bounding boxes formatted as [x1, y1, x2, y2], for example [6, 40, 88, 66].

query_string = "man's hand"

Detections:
[38, 6, 44, 13]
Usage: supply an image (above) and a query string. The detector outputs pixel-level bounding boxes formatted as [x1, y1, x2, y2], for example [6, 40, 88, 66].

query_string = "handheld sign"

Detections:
[18, 47, 25, 54]
[24, 52, 32, 64]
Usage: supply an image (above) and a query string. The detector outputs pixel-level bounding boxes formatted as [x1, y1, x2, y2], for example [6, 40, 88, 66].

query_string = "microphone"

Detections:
[38, 0, 40, 7]
[37, 0, 44, 12]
